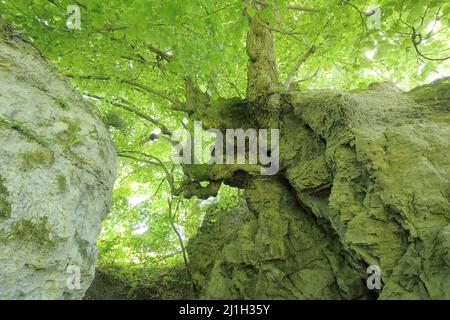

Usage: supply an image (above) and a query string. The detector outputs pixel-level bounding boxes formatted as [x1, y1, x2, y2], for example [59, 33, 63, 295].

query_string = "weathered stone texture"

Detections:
[189, 79, 450, 299]
[0, 34, 117, 299]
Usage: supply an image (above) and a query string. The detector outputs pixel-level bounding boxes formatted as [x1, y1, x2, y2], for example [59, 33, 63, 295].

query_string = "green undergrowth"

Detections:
[85, 259, 194, 300]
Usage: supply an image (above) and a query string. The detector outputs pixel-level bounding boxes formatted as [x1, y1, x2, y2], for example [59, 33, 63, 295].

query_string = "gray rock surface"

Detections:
[0, 33, 117, 299]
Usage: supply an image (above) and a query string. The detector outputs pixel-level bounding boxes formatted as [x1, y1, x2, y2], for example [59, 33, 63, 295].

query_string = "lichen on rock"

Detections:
[0, 176, 11, 219]
[0, 33, 117, 299]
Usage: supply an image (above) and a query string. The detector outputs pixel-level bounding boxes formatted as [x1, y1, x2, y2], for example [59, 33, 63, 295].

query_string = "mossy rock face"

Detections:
[189, 179, 369, 299]
[19, 151, 55, 171]
[6, 218, 54, 245]
[0, 33, 117, 299]
[189, 78, 450, 300]
[0, 176, 11, 219]
[56, 175, 67, 193]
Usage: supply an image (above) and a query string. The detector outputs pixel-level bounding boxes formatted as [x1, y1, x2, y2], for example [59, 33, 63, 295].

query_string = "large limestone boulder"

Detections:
[189, 79, 450, 299]
[0, 31, 117, 299]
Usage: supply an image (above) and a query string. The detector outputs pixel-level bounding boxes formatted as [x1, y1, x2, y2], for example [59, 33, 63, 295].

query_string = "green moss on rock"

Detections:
[8, 217, 53, 245]
[0, 176, 11, 218]
[19, 150, 55, 171]
[0, 116, 50, 147]
[56, 174, 67, 193]
[55, 117, 85, 148]
[53, 96, 69, 110]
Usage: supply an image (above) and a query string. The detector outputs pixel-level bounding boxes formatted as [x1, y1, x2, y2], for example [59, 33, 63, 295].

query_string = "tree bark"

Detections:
[245, 1, 280, 129]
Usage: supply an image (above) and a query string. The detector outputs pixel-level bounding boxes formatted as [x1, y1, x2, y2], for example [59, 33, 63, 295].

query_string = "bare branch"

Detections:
[117, 153, 161, 167]
[120, 79, 184, 108]
[398, 19, 450, 62]
[287, 6, 320, 13]
[147, 44, 173, 62]
[341, 0, 367, 30]
[119, 150, 175, 193]
[66, 74, 112, 81]
[297, 68, 320, 84]
[284, 46, 316, 90]
[120, 54, 149, 65]
[412, 37, 450, 61]
[85, 93, 173, 136]
[66, 74, 185, 109]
